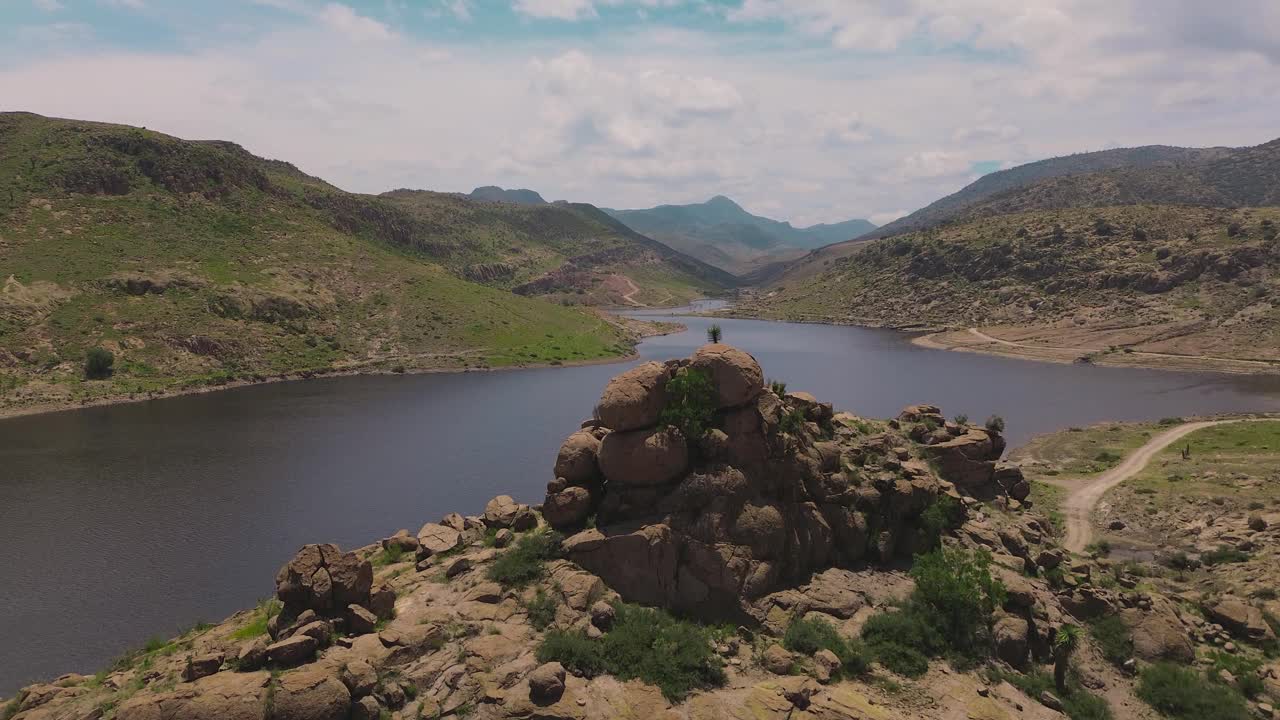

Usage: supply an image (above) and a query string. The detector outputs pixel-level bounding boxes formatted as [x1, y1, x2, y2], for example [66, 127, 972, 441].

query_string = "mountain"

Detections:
[0, 113, 723, 414]
[863, 141, 1264, 240]
[604, 196, 876, 275]
[467, 186, 547, 205]
[736, 204, 1280, 371]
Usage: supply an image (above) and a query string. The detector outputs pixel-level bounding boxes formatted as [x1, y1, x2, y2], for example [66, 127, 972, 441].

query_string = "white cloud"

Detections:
[514, 0, 597, 20]
[1, 1, 1279, 226]
[442, 0, 473, 21]
[100, 0, 145, 8]
[33, 0, 64, 11]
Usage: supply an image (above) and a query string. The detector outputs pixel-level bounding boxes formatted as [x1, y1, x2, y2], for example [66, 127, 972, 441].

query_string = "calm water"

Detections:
[3, 310, 1279, 692]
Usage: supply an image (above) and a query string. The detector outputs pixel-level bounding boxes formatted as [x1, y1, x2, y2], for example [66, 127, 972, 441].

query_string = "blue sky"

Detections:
[2, 0, 1278, 225]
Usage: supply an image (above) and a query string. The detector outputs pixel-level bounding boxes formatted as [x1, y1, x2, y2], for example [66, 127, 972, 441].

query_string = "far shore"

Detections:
[0, 317, 686, 423]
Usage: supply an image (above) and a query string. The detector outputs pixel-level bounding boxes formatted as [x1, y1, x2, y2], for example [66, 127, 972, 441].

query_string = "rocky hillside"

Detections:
[17, 343, 1258, 720]
[605, 196, 876, 275]
[737, 205, 1280, 371]
[0, 112, 715, 414]
[863, 141, 1250, 241]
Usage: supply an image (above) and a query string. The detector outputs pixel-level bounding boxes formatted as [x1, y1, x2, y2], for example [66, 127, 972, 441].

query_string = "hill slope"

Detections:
[0, 113, 671, 414]
[736, 205, 1280, 371]
[377, 190, 732, 306]
[605, 196, 875, 274]
[466, 186, 547, 205]
[865, 143, 1244, 240]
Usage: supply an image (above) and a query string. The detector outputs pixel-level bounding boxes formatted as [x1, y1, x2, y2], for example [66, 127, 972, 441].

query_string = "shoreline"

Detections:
[0, 316, 686, 423]
[717, 308, 1279, 377]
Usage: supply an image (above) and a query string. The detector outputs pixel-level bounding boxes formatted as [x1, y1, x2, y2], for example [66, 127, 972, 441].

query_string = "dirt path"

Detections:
[967, 328, 1275, 369]
[618, 276, 646, 307]
[1062, 418, 1252, 553]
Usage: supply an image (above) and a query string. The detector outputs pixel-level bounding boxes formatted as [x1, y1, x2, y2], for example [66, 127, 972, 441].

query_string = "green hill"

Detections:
[865, 141, 1244, 239]
[0, 112, 703, 413]
[604, 196, 875, 274]
[466, 186, 547, 205]
[736, 205, 1280, 367]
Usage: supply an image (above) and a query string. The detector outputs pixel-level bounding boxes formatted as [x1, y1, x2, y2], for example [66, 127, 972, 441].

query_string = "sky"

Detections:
[1, 1, 1278, 227]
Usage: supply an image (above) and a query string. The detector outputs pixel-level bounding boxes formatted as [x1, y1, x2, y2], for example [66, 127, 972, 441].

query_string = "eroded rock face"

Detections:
[551, 344, 953, 618]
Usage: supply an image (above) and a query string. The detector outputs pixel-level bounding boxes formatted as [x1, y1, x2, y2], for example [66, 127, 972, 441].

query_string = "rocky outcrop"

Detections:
[274, 544, 378, 625]
[543, 343, 961, 619]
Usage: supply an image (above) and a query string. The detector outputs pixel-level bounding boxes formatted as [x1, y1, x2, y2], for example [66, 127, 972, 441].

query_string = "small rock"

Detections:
[529, 662, 567, 703]
[266, 634, 317, 667]
[377, 681, 406, 709]
[346, 604, 378, 635]
[590, 601, 616, 631]
[977, 686, 990, 697]
[762, 644, 794, 675]
[181, 652, 223, 682]
[341, 659, 378, 698]
[236, 638, 268, 672]
[350, 695, 381, 720]
[445, 557, 473, 578]
[1039, 691, 1064, 712]
[494, 529, 515, 548]
[813, 649, 841, 684]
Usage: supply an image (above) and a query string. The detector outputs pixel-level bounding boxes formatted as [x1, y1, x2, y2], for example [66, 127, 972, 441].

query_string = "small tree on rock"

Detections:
[706, 324, 723, 343]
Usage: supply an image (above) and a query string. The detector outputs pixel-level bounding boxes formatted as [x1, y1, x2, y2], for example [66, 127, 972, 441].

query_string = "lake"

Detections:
[3, 308, 1279, 692]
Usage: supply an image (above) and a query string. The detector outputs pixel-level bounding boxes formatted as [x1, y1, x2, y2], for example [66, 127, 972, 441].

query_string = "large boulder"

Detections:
[271, 670, 350, 720]
[117, 670, 271, 720]
[690, 344, 764, 408]
[529, 662, 567, 703]
[543, 486, 593, 530]
[274, 544, 373, 618]
[597, 427, 688, 487]
[483, 495, 523, 528]
[595, 361, 670, 431]
[416, 523, 463, 556]
[1123, 605, 1192, 663]
[993, 616, 1030, 668]
[1205, 597, 1276, 642]
[554, 430, 602, 486]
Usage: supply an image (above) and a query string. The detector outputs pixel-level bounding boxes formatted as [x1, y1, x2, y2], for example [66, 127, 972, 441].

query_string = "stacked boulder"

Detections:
[542, 343, 954, 619]
[896, 404, 1025, 501]
[268, 543, 395, 662]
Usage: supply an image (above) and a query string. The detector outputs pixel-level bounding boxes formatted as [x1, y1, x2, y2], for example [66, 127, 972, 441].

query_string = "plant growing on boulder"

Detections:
[706, 324, 723, 343]
[919, 495, 964, 550]
[984, 414, 1006, 433]
[768, 378, 787, 396]
[658, 367, 717, 442]
[85, 346, 115, 379]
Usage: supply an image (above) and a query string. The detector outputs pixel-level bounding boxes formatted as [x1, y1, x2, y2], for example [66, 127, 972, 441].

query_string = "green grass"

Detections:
[1087, 615, 1132, 668]
[230, 598, 283, 641]
[371, 545, 407, 568]
[523, 588, 558, 631]
[487, 529, 562, 589]
[987, 668, 1112, 720]
[1137, 662, 1248, 720]
[536, 602, 725, 702]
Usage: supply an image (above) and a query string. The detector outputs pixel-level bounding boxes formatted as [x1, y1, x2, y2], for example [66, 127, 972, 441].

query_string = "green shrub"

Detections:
[989, 669, 1113, 720]
[85, 347, 115, 379]
[782, 616, 868, 677]
[919, 495, 964, 549]
[954, 413, 969, 426]
[869, 639, 930, 677]
[778, 408, 806, 435]
[706, 324, 723, 343]
[1085, 540, 1111, 557]
[985, 415, 1006, 433]
[1094, 450, 1121, 463]
[768, 378, 787, 396]
[523, 589, 559, 631]
[659, 368, 716, 442]
[909, 547, 1004, 653]
[1088, 615, 1131, 668]
[231, 598, 283, 641]
[537, 603, 725, 701]
[371, 544, 405, 567]
[487, 530, 562, 589]
[1201, 546, 1250, 566]
[1137, 662, 1248, 720]
[1208, 651, 1263, 699]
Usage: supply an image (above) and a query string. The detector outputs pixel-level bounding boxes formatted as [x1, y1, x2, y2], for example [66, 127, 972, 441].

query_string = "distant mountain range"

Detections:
[602, 196, 876, 275]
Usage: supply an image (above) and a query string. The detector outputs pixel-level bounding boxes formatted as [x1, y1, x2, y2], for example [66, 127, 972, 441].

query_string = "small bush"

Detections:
[990, 669, 1112, 720]
[372, 544, 405, 567]
[1094, 450, 1121, 463]
[783, 616, 868, 677]
[705, 324, 723, 343]
[1088, 615, 1132, 667]
[524, 589, 558, 631]
[953, 413, 969, 426]
[659, 368, 717, 442]
[984, 415, 1006, 433]
[768, 378, 787, 396]
[85, 347, 115, 379]
[869, 638, 930, 677]
[487, 529, 562, 589]
[1137, 662, 1248, 720]
[537, 603, 725, 701]
[779, 408, 806, 435]
[1201, 546, 1250, 566]
[1085, 540, 1111, 557]
[1208, 651, 1263, 699]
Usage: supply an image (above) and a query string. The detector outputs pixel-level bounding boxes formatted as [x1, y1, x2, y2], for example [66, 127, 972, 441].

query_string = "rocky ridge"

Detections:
[4, 345, 1211, 720]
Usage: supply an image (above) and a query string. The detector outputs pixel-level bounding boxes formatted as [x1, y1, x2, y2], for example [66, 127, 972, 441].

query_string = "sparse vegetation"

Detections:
[768, 378, 787, 396]
[919, 494, 964, 549]
[537, 602, 725, 701]
[1137, 662, 1248, 720]
[487, 529, 562, 589]
[985, 415, 1005, 433]
[523, 588, 558, 631]
[988, 668, 1113, 720]
[782, 615, 868, 678]
[706, 324, 723, 343]
[231, 598, 283, 641]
